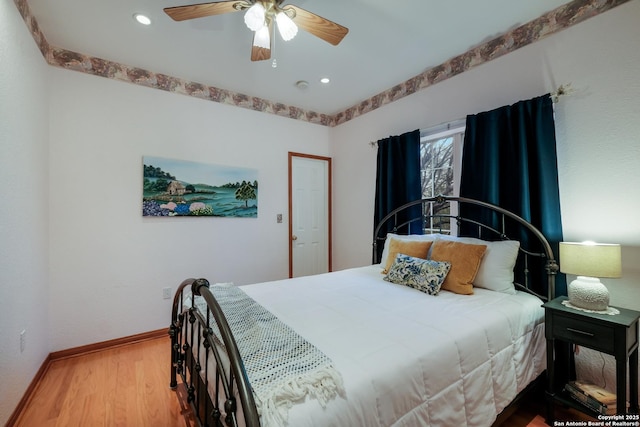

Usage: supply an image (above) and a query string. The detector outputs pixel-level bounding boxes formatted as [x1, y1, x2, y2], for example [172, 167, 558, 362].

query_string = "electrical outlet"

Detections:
[20, 330, 26, 353]
[163, 287, 172, 299]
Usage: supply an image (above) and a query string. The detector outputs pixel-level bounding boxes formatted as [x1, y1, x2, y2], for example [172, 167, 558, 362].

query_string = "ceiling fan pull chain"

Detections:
[271, 21, 277, 68]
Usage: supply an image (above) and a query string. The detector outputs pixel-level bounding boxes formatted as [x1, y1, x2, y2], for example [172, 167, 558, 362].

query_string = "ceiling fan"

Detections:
[164, 0, 349, 62]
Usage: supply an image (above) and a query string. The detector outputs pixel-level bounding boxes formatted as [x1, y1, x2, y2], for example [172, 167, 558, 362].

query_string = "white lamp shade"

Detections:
[244, 3, 266, 32]
[275, 11, 298, 41]
[253, 25, 270, 49]
[559, 242, 622, 278]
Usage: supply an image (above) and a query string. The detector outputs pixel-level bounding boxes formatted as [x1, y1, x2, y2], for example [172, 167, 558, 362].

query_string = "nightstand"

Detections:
[543, 296, 640, 420]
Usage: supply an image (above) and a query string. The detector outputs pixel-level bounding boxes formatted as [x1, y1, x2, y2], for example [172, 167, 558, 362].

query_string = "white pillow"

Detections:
[436, 235, 520, 294]
[379, 233, 441, 268]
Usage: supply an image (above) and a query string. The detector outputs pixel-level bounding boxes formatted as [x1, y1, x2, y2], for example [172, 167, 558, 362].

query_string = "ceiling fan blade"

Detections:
[164, 1, 248, 22]
[285, 5, 348, 46]
[251, 21, 272, 61]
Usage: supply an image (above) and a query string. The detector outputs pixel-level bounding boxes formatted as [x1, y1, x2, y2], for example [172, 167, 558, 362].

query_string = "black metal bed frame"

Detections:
[169, 196, 558, 427]
[169, 278, 260, 427]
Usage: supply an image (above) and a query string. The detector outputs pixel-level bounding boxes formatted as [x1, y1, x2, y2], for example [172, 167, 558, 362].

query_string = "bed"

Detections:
[169, 196, 559, 427]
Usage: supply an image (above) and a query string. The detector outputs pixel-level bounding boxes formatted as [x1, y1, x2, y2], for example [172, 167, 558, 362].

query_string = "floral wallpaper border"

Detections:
[14, 0, 630, 127]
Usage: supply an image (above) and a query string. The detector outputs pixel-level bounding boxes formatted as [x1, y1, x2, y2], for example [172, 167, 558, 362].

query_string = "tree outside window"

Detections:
[420, 127, 464, 234]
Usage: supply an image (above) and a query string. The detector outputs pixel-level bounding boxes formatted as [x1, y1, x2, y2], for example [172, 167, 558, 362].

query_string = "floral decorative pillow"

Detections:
[384, 254, 451, 295]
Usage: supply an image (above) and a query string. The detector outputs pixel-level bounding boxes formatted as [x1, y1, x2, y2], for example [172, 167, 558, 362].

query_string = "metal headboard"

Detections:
[373, 196, 558, 301]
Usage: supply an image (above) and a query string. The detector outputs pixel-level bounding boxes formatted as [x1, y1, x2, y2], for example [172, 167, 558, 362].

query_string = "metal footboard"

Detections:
[169, 278, 260, 427]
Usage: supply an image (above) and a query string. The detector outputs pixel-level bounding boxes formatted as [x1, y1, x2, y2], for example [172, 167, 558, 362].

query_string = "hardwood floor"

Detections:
[12, 335, 593, 427]
[495, 383, 595, 427]
[13, 336, 194, 427]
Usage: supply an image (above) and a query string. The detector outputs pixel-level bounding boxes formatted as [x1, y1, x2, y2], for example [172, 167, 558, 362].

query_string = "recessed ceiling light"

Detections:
[320, 77, 330, 84]
[295, 80, 309, 90]
[133, 13, 152, 26]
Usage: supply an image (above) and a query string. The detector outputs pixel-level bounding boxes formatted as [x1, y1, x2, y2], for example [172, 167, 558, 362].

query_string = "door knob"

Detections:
[292, 235, 298, 241]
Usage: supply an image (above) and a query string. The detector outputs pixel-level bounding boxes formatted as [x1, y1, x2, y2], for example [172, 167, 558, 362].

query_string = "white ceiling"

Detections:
[27, 0, 574, 115]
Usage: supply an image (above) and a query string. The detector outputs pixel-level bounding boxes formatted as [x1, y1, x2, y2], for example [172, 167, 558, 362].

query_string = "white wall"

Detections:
[331, 0, 640, 394]
[0, 0, 50, 423]
[47, 69, 330, 351]
[3, 0, 639, 421]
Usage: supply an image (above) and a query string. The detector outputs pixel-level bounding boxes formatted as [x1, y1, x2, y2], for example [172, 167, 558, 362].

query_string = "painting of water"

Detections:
[142, 156, 258, 218]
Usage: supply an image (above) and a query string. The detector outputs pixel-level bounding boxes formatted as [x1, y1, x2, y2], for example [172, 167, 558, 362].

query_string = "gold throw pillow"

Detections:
[430, 240, 487, 295]
[382, 238, 433, 274]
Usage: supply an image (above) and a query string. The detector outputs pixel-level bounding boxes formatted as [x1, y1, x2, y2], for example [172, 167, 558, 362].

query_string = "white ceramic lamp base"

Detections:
[567, 276, 610, 311]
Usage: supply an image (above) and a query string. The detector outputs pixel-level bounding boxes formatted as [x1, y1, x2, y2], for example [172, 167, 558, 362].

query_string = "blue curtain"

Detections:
[459, 94, 567, 297]
[373, 129, 422, 263]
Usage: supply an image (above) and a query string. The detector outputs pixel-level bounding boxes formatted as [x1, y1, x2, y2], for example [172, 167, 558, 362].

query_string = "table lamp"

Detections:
[559, 241, 622, 313]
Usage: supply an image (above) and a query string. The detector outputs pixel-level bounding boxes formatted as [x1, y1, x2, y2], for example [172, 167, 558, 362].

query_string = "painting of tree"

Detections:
[235, 181, 257, 207]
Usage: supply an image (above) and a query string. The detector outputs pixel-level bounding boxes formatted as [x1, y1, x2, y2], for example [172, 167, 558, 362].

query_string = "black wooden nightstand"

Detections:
[543, 296, 640, 420]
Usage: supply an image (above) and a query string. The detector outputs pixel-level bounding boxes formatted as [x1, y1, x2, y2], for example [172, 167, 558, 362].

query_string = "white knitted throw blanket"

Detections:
[194, 284, 345, 426]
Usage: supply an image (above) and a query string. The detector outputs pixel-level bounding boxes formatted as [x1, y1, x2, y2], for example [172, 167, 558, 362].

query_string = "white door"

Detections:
[289, 153, 331, 278]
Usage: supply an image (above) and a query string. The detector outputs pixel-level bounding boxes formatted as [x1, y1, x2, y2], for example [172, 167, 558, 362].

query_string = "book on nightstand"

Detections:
[564, 380, 618, 415]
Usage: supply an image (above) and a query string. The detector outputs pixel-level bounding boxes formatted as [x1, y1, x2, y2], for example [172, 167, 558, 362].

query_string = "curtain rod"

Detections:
[369, 118, 465, 147]
[370, 84, 572, 147]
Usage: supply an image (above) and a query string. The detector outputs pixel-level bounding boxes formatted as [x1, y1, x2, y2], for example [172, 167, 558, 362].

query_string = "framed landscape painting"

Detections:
[142, 156, 258, 218]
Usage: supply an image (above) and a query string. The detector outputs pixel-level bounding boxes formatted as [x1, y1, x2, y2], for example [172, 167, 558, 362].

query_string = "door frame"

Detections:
[288, 152, 332, 278]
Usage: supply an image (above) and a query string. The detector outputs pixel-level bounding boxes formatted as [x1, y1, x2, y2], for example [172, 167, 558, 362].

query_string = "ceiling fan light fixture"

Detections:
[275, 11, 298, 41]
[244, 3, 266, 32]
[253, 24, 271, 49]
[164, 0, 348, 61]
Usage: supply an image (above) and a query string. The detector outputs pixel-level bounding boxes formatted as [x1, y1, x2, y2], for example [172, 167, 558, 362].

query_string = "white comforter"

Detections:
[239, 265, 546, 427]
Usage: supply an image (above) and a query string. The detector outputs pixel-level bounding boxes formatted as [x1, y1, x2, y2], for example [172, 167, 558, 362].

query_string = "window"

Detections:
[420, 122, 465, 234]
